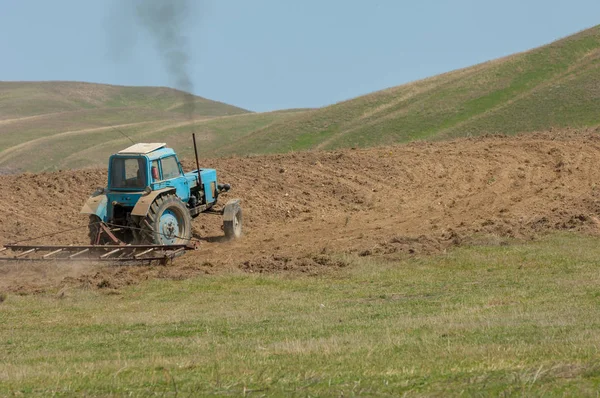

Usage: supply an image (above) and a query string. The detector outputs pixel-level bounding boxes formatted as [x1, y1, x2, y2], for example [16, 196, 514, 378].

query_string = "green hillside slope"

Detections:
[227, 25, 600, 154]
[0, 82, 250, 156]
[32, 110, 306, 172]
[0, 81, 248, 120]
[3, 26, 600, 172]
[0, 81, 261, 172]
[0, 110, 306, 172]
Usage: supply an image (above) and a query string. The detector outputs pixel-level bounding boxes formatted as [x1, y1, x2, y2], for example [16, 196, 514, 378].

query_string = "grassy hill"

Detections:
[3, 25, 600, 172]
[0, 81, 292, 172]
[0, 81, 248, 120]
[222, 25, 600, 154]
[24, 111, 306, 172]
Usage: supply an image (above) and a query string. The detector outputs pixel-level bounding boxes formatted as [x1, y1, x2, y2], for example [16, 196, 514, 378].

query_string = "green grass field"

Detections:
[3, 233, 600, 396]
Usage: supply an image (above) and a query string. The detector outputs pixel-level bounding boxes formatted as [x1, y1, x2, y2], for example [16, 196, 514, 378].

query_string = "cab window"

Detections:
[161, 156, 181, 180]
[110, 157, 146, 189]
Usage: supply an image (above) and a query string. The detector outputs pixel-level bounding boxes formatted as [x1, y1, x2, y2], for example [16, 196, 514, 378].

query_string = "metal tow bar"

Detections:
[0, 243, 198, 264]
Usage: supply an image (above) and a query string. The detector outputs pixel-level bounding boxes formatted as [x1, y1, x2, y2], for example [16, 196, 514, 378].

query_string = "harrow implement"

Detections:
[0, 243, 197, 264]
[0, 221, 199, 264]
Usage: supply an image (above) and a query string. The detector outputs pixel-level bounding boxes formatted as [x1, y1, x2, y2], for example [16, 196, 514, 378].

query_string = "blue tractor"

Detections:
[80, 139, 242, 246]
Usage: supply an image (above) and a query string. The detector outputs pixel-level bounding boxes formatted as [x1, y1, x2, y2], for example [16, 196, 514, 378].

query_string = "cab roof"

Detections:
[118, 143, 167, 154]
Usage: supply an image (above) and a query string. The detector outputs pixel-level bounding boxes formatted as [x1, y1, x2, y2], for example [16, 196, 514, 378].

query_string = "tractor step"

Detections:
[0, 243, 197, 264]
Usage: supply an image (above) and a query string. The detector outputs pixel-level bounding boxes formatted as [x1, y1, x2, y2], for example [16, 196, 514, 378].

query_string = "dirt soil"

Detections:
[3, 130, 600, 293]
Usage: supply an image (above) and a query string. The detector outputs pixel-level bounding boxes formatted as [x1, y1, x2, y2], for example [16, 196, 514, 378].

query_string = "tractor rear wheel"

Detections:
[139, 194, 192, 245]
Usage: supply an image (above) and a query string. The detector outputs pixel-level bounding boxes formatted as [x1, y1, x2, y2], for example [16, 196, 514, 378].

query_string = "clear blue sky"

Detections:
[1, 0, 598, 112]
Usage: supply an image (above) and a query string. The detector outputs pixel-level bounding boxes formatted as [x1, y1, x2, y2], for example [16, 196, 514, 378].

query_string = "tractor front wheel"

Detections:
[139, 194, 192, 245]
[223, 201, 243, 240]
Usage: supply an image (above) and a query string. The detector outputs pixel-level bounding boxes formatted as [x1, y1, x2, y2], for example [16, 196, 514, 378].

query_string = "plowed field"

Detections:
[3, 130, 600, 292]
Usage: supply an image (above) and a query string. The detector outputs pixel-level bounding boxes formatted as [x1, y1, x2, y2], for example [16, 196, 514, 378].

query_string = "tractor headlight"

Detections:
[143, 186, 152, 195]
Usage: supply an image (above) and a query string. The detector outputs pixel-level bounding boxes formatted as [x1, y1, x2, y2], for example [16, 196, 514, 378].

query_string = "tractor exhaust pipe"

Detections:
[192, 133, 202, 186]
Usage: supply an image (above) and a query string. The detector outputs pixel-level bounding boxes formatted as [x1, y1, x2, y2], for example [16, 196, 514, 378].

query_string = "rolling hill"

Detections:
[0, 81, 260, 172]
[220, 25, 600, 154]
[0, 81, 248, 120]
[2, 25, 600, 172]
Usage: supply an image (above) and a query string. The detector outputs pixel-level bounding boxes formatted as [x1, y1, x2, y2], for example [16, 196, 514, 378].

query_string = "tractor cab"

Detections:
[107, 143, 199, 203]
[109, 143, 178, 191]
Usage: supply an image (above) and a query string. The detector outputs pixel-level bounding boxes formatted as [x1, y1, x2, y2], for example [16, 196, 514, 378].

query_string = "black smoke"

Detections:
[109, 0, 197, 118]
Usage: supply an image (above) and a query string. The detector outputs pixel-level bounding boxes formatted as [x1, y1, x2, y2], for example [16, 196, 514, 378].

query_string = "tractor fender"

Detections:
[223, 199, 241, 222]
[80, 194, 108, 220]
[131, 187, 176, 217]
